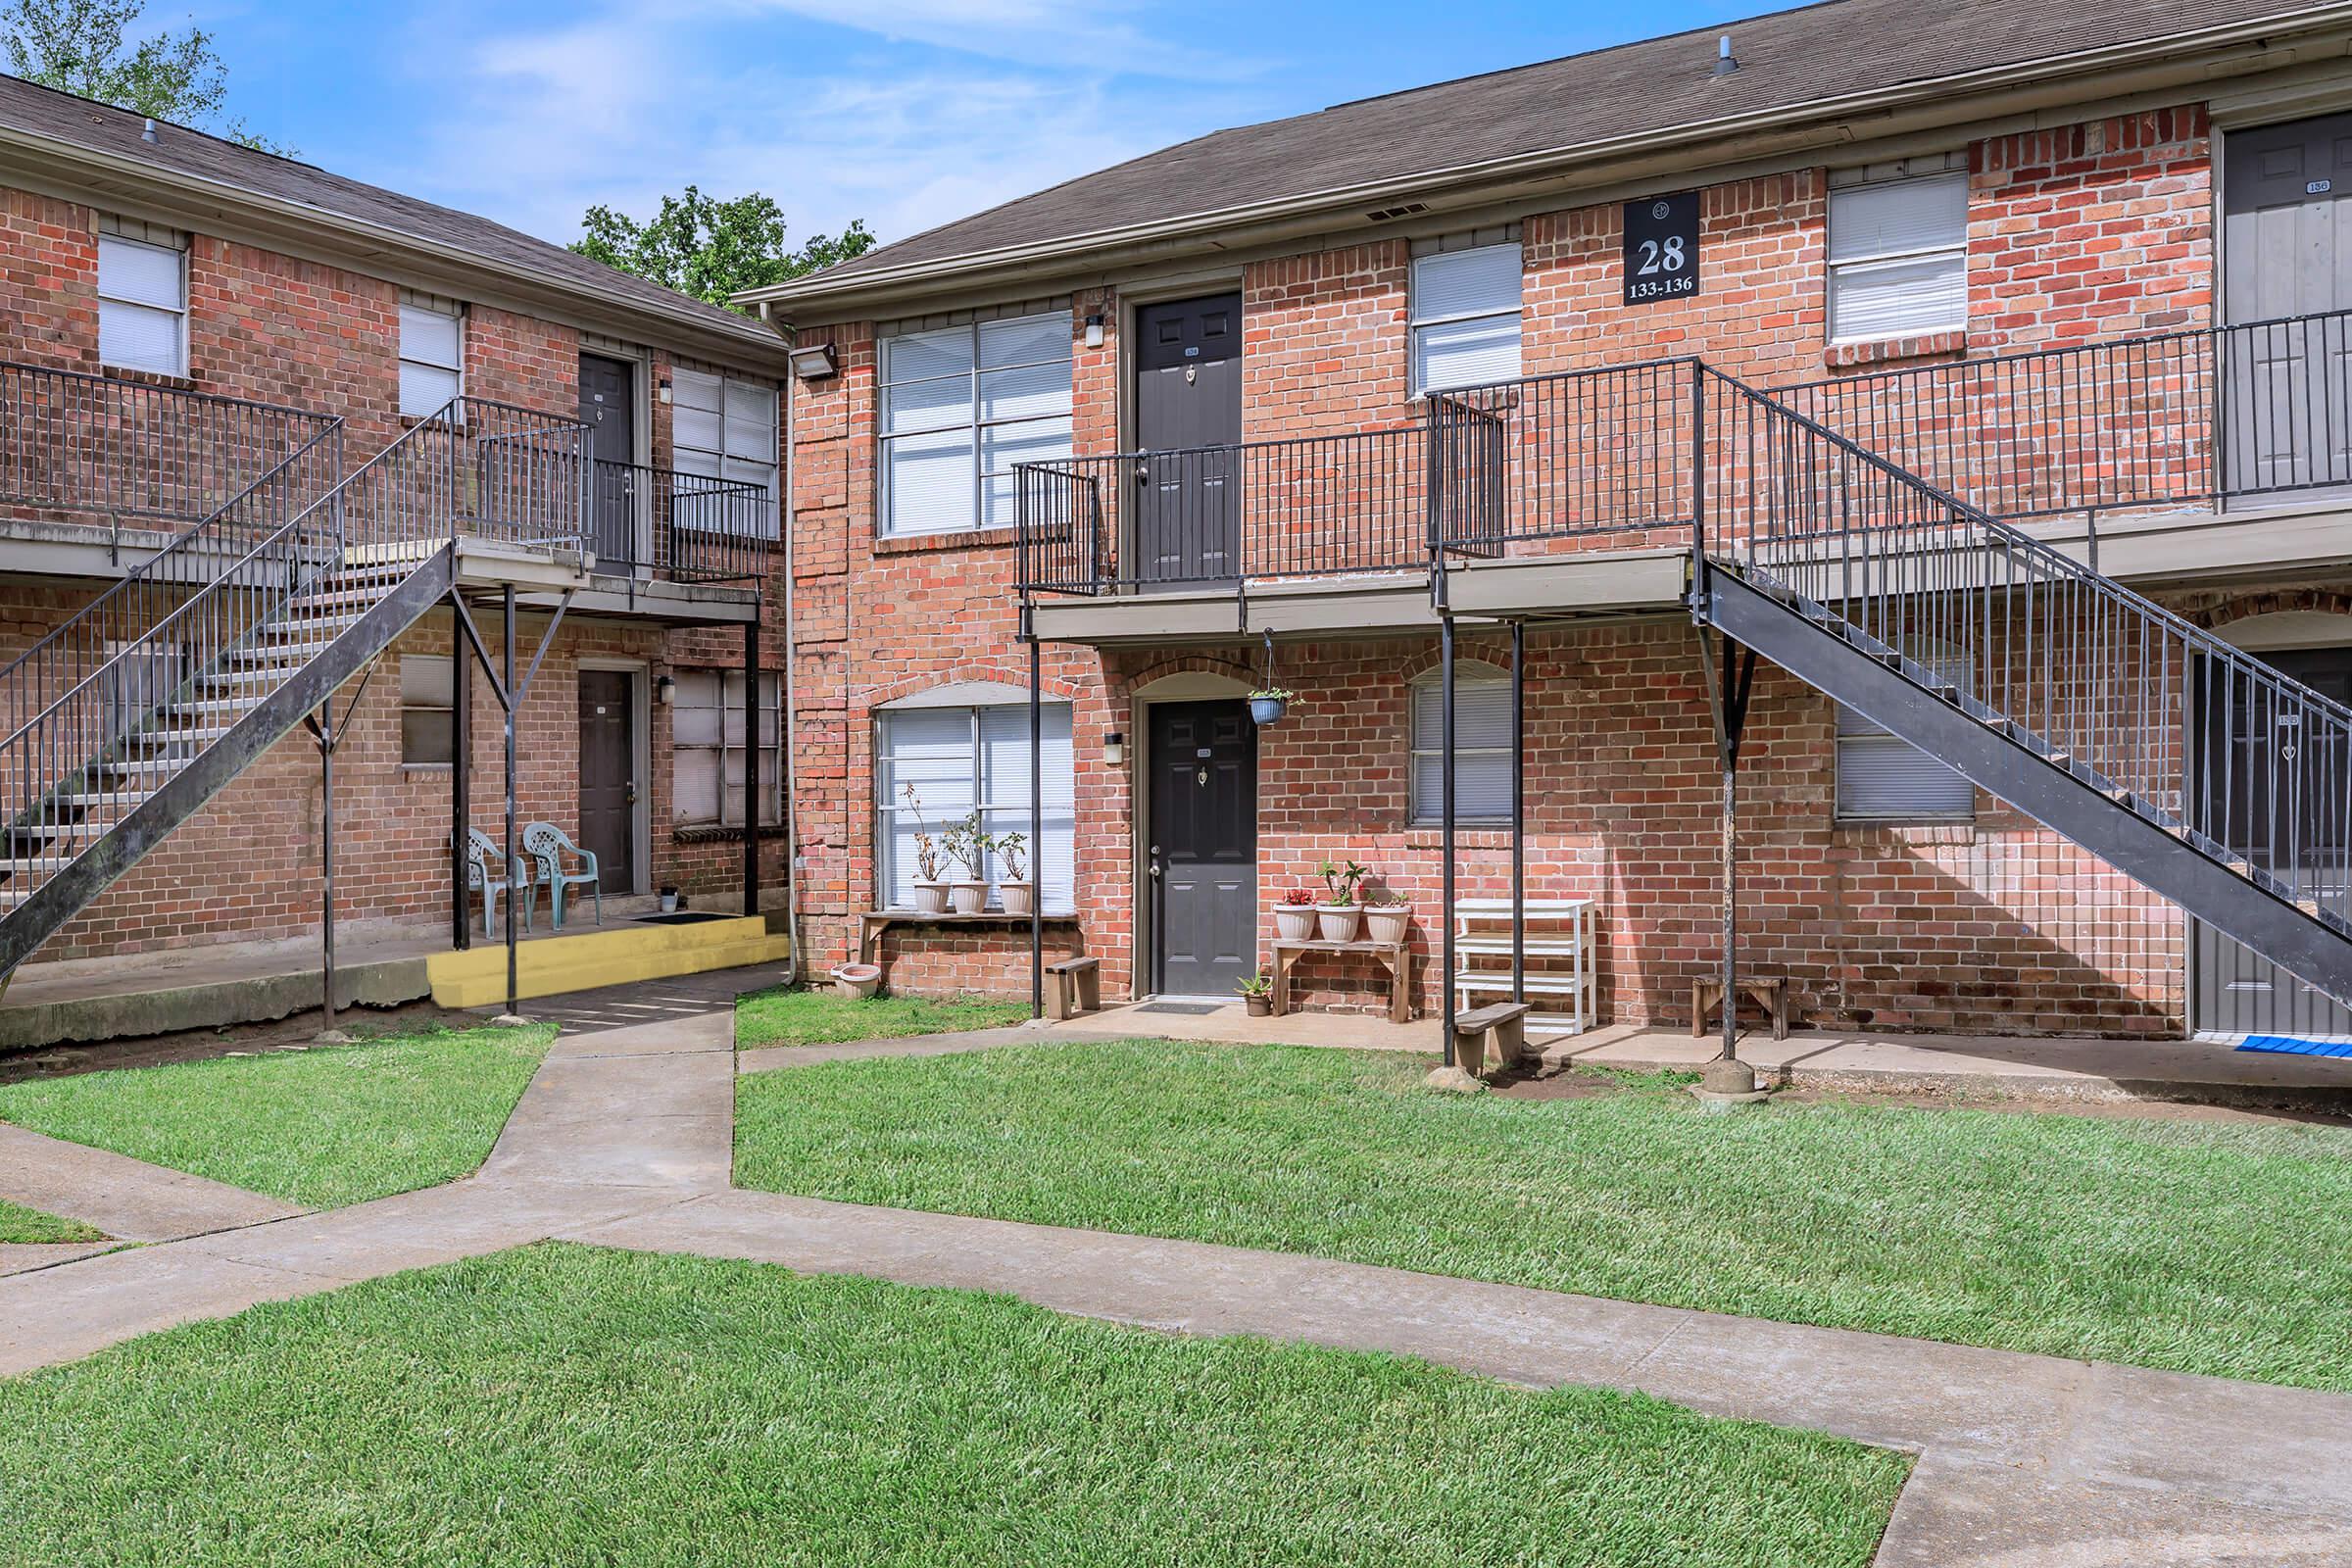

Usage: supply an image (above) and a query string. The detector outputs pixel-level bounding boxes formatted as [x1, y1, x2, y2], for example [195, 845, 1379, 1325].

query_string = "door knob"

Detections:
[625, 780, 638, 805]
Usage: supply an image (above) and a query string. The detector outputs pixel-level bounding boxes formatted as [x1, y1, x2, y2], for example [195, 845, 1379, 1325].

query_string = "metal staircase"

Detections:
[1694, 367, 2352, 1005]
[0, 391, 588, 977]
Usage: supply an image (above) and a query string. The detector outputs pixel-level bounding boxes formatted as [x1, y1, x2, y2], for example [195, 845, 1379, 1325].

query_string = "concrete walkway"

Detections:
[4, 999, 2350, 1566]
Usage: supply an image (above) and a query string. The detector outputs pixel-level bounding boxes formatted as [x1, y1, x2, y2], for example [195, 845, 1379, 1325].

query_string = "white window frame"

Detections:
[399, 654, 455, 767]
[1826, 168, 1970, 344]
[397, 295, 465, 420]
[878, 310, 1074, 537]
[1409, 240, 1523, 397]
[672, 368, 779, 536]
[671, 668, 783, 829]
[1834, 641, 1977, 822]
[875, 702, 1075, 914]
[96, 228, 187, 378]
[1409, 662, 1513, 826]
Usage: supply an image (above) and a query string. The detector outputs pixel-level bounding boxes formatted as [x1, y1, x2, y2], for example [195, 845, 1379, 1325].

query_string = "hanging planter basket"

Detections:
[1248, 688, 1294, 726]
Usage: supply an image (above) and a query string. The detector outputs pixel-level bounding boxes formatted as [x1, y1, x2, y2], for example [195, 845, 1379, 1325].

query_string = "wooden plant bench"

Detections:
[1045, 955, 1101, 1019]
[1691, 976, 1791, 1041]
[1453, 1001, 1530, 1078]
[1269, 939, 1413, 1024]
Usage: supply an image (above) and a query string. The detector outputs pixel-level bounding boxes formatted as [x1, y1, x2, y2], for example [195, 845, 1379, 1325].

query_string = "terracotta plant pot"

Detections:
[1000, 881, 1036, 916]
[1316, 904, 1364, 942]
[910, 882, 950, 915]
[949, 880, 988, 915]
[1364, 905, 1412, 945]
[1273, 906, 1318, 941]
[1245, 993, 1272, 1016]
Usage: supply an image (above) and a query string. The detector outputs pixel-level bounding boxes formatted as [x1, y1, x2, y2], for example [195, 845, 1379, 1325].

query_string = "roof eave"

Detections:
[740, 4, 2352, 322]
[0, 123, 795, 369]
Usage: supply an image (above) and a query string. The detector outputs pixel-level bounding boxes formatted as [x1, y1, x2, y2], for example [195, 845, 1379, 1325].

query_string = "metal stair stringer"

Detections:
[1702, 564, 2352, 1007]
[0, 546, 457, 976]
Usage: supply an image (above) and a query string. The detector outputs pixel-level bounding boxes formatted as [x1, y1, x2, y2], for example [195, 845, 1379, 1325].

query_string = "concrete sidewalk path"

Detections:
[0, 1120, 304, 1242]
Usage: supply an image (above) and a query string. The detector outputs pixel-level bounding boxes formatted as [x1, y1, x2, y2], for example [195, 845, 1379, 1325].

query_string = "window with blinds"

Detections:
[1835, 643, 1976, 820]
[875, 703, 1074, 911]
[97, 231, 186, 377]
[398, 300, 463, 418]
[1827, 172, 1969, 342]
[672, 669, 782, 827]
[673, 370, 779, 535]
[880, 311, 1073, 536]
[1409, 664, 1513, 824]
[1410, 243, 1523, 395]
[400, 655, 455, 765]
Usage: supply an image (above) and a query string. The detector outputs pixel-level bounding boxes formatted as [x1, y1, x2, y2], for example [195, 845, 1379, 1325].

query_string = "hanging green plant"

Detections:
[1248, 686, 1295, 725]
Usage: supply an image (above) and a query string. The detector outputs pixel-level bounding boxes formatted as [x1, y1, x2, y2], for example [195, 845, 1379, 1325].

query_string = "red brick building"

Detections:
[748, 0, 2352, 1042]
[0, 74, 790, 979]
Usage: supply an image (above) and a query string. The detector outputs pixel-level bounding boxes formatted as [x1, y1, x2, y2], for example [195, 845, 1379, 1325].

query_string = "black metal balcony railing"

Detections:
[589, 460, 772, 583]
[0, 361, 341, 536]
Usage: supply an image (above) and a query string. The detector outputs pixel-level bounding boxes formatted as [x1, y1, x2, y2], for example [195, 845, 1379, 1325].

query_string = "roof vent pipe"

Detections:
[1713, 34, 1739, 74]
[141, 117, 157, 142]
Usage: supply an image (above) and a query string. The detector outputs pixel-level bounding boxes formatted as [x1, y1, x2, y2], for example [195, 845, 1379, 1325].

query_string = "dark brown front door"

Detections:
[1134, 293, 1244, 586]
[1149, 700, 1255, 996]
[580, 354, 638, 566]
[577, 669, 634, 894]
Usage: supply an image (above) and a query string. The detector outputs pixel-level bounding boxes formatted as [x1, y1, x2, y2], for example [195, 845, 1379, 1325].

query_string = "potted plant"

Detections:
[1236, 971, 1274, 1016]
[1364, 888, 1413, 945]
[1248, 685, 1295, 726]
[943, 809, 993, 915]
[903, 784, 950, 914]
[996, 830, 1034, 916]
[659, 884, 679, 914]
[1315, 857, 1369, 942]
[1273, 887, 1319, 941]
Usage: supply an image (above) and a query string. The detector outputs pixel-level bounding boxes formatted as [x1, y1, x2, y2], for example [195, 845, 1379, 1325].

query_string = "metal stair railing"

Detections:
[1701, 365, 2352, 933]
[0, 396, 589, 921]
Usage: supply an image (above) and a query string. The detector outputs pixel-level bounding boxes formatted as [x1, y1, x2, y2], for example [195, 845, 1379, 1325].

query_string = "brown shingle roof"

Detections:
[781, 0, 2328, 299]
[0, 71, 780, 353]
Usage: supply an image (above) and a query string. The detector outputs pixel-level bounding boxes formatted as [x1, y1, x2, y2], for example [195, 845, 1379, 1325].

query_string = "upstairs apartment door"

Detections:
[2193, 644, 2352, 1038]
[1134, 294, 1243, 587]
[580, 353, 639, 567]
[1148, 701, 1255, 996]
[2223, 114, 2352, 497]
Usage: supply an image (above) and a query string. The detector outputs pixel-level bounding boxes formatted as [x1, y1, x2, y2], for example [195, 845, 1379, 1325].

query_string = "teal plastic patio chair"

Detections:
[523, 820, 603, 930]
[466, 827, 535, 938]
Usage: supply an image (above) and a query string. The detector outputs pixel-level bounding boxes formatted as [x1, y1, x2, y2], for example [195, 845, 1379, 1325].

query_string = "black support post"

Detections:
[1510, 618, 1525, 1006]
[318, 701, 335, 1026]
[1440, 617, 1457, 1066]
[451, 597, 470, 951]
[503, 583, 518, 1018]
[1028, 622, 1044, 1021]
[743, 612, 761, 921]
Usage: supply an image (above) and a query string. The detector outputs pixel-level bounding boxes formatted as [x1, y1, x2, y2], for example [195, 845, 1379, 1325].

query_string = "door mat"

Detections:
[1135, 1002, 1225, 1016]
[2235, 1035, 2352, 1058]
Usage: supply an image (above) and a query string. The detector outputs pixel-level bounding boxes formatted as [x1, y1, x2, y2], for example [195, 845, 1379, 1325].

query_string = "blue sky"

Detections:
[190, 0, 1764, 253]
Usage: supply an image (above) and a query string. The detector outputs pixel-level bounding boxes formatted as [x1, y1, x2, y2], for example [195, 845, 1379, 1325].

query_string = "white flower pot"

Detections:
[1364, 905, 1412, 945]
[1316, 904, 1364, 942]
[949, 880, 989, 915]
[910, 882, 950, 915]
[1273, 906, 1318, 941]
[1000, 881, 1036, 916]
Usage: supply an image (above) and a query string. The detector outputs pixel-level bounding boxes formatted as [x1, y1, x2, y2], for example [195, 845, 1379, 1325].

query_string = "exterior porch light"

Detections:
[1085, 313, 1105, 349]
[1103, 730, 1126, 765]
[655, 674, 675, 706]
[789, 341, 839, 380]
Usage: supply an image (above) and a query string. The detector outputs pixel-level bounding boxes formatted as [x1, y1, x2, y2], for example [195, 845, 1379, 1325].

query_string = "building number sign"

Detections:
[1623, 191, 1700, 306]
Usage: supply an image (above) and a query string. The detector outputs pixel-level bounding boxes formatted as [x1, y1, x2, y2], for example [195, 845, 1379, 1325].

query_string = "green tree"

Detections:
[571, 187, 875, 312]
[2, 0, 291, 154]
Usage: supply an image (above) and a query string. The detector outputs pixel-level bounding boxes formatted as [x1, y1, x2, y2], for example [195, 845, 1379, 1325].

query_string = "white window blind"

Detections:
[876, 703, 1073, 911]
[1827, 172, 1968, 342]
[97, 233, 186, 376]
[673, 369, 780, 535]
[1410, 665, 1512, 823]
[880, 311, 1072, 535]
[398, 302, 463, 418]
[1411, 244, 1522, 395]
[671, 669, 782, 827]
[400, 655, 454, 765]
[1836, 644, 1975, 819]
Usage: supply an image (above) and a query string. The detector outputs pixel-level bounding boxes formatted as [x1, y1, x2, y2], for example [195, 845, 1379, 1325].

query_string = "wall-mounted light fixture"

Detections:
[655, 674, 676, 706]
[789, 341, 840, 380]
[1102, 730, 1126, 766]
[1084, 313, 1105, 350]
[658, 376, 673, 405]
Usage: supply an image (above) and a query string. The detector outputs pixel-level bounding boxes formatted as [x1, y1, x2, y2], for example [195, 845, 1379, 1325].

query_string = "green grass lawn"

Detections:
[0, 1024, 553, 1210]
[736, 1041, 2352, 1394]
[734, 985, 1030, 1049]
[0, 1243, 1905, 1567]
[0, 1200, 102, 1247]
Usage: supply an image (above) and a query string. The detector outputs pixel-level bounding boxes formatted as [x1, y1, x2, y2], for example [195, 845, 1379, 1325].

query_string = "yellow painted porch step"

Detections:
[426, 915, 791, 1008]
